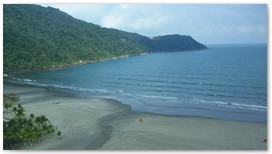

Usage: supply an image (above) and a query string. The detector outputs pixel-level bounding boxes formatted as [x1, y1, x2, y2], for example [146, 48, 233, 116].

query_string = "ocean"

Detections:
[6, 44, 267, 122]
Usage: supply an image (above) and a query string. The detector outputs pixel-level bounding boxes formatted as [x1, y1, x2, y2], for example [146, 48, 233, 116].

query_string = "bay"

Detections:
[8, 44, 267, 122]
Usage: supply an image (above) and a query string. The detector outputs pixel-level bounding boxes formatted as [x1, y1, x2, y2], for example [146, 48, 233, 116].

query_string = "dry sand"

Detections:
[3, 84, 267, 150]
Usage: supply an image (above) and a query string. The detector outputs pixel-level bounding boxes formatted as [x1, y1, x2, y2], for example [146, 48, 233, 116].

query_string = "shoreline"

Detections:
[4, 47, 208, 74]
[4, 79, 267, 124]
[3, 83, 267, 150]
[4, 52, 149, 74]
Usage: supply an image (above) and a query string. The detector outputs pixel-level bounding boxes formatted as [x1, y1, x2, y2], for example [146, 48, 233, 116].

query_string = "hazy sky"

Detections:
[41, 4, 267, 45]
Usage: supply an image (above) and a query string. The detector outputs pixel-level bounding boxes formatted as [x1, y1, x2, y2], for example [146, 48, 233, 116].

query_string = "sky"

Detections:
[41, 4, 267, 45]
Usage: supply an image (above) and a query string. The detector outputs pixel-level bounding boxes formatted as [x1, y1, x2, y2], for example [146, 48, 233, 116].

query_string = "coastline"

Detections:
[4, 52, 149, 74]
[3, 83, 267, 150]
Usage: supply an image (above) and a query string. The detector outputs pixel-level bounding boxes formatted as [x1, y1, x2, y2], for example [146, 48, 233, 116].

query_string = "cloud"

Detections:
[236, 25, 267, 34]
[101, 14, 168, 32]
[41, 4, 110, 25]
[100, 5, 170, 32]
[41, 4, 267, 44]
[101, 15, 125, 28]
[132, 17, 162, 29]
[221, 27, 234, 33]
[237, 26, 254, 34]
[258, 25, 267, 33]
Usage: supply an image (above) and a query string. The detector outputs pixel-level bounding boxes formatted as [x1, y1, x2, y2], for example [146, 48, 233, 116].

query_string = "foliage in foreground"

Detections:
[3, 104, 62, 150]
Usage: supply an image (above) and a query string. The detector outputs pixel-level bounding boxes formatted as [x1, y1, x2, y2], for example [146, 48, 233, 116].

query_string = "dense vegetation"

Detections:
[4, 4, 207, 73]
[3, 96, 61, 150]
[149, 34, 207, 52]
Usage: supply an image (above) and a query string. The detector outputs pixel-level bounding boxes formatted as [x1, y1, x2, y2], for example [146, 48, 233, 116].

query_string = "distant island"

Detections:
[3, 4, 207, 73]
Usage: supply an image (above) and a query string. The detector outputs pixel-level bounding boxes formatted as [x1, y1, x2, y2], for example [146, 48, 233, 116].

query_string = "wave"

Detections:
[142, 88, 266, 101]
[147, 73, 263, 83]
[11, 78, 36, 83]
[114, 92, 266, 112]
[7, 77, 112, 96]
[105, 80, 266, 92]
[191, 99, 266, 112]
[135, 94, 178, 100]
[107, 71, 265, 82]
[7, 76, 266, 113]
[22, 79, 35, 82]
[110, 77, 266, 90]
[104, 80, 266, 100]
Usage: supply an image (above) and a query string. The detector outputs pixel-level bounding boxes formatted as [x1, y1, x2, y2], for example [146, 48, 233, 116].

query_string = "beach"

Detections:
[3, 84, 267, 150]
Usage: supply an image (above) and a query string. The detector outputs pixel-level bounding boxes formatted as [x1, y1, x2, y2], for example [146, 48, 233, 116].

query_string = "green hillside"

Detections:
[4, 4, 207, 73]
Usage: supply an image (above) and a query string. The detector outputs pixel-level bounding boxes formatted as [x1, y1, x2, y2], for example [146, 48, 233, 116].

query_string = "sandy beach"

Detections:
[3, 84, 267, 150]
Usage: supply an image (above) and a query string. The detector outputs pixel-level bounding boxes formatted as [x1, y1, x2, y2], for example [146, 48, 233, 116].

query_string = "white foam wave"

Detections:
[23, 79, 35, 82]
[192, 99, 266, 111]
[136, 94, 178, 100]
[50, 84, 111, 94]
[11, 77, 36, 83]
[7, 77, 267, 113]
[231, 103, 267, 109]
[10, 78, 112, 95]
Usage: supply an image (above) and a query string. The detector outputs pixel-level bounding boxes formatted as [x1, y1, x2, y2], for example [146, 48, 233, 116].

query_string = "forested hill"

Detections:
[4, 4, 207, 73]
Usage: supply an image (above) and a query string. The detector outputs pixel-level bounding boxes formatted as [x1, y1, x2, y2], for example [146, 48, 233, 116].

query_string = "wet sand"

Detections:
[3, 84, 267, 150]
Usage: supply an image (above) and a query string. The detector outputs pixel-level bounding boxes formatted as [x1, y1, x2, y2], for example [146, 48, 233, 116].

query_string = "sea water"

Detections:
[7, 44, 267, 122]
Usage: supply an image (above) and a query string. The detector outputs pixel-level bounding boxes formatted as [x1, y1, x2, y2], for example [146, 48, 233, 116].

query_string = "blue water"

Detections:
[7, 44, 267, 122]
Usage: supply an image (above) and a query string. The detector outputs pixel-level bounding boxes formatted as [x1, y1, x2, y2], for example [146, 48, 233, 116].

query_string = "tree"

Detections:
[57, 130, 62, 139]
[4, 103, 12, 113]
[25, 126, 34, 146]
[15, 106, 25, 119]
[7, 103, 13, 113]
[12, 106, 17, 113]
[18, 128, 27, 146]
[3, 103, 62, 149]
[34, 116, 42, 126]
[40, 115, 49, 124]
[30, 113, 35, 120]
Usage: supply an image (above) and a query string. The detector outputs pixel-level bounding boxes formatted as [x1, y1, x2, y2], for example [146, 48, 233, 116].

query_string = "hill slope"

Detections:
[4, 4, 207, 73]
